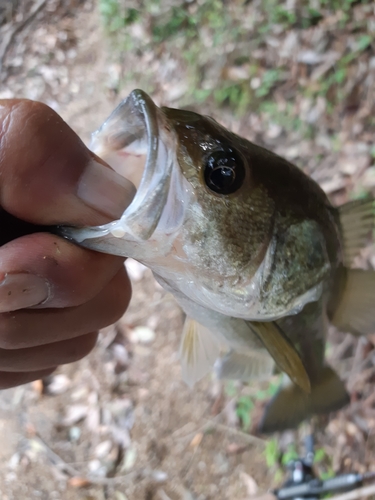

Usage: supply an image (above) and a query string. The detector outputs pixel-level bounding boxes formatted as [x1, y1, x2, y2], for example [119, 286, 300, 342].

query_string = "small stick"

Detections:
[202, 419, 266, 446]
[347, 338, 369, 392]
[33, 434, 139, 485]
[32, 435, 83, 478]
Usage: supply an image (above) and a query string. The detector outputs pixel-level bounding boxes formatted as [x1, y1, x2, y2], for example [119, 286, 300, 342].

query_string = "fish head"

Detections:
[63, 90, 329, 319]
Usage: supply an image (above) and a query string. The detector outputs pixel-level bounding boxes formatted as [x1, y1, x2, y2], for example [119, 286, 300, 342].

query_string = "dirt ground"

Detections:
[1, 1, 375, 499]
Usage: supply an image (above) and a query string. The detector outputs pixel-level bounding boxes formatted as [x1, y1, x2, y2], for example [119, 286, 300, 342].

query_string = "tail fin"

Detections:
[258, 366, 349, 434]
[331, 269, 375, 336]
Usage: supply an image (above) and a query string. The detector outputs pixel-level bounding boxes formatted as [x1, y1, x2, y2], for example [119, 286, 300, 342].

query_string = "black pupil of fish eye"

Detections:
[211, 167, 234, 190]
[204, 150, 245, 195]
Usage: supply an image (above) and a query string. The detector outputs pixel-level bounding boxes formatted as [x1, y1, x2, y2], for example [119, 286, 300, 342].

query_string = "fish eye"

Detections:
[203, 148, 245, 195]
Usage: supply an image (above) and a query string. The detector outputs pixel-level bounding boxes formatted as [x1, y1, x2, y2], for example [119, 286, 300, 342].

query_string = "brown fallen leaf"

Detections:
[24, 422, 37, 437]
[189, 432, 203, 448]
[32, 379, 44, 396]
[68, 477, 92, 488]
[226, 442, 249, 455]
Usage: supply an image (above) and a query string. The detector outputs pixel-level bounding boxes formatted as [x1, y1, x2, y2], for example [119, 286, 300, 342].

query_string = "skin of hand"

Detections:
[0, 99, 136, 389]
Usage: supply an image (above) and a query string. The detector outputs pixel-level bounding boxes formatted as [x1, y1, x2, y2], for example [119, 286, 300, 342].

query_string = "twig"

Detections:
[33, 435, 139, 485]
[79, 471, 139, 486]
[32, 435, 82, 478]
[347, 338, 369, 392]
[202, 419, 266, 447]
[331, 334, 354, 362]
[173, 397, 236, 441]
[0, 0, 47, 77]
[328, 483, 375, 500]
[157, 490, 173, 500]
[173, 395, 265, 447]
[363, 391, 375, 408]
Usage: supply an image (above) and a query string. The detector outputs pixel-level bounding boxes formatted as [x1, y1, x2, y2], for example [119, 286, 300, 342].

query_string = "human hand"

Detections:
[0, 99, 135, 388]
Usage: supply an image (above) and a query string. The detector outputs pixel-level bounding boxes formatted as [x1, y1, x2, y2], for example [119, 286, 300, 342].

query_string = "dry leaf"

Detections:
[68, 477, 91, 488]
[177, 486, 195, 500]
[32, 379, 44, 396]
[240, 472, 258, 497]
[120, 446, 137, 472]
[69, 426, 81, 442]
[115, 493, 129, 500]
[157, 490, 172, 500]
[152, 470, 168, 483]
[46, 374, 71, 395]
[88, 459, 108, 477]
[85, 406, 100, 433]
[128, 326, 156, 344]
[226, 443, 248, 455]
[189, 432, 203, 449]
[62, 405, 88, 426]
[95, 440, 113, 459]
[24, 422, 36, 437]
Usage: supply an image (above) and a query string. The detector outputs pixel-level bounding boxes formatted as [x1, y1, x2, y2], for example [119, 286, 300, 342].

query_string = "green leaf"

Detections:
[356, 34, 372, 52]
[264, 438, 279, 468]
[225, 381, 237, 397]
[281, 444, 299, 465]
[314, 448, 326, 463]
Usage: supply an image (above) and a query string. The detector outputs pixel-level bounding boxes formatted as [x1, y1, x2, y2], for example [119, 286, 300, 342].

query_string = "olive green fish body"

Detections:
[64, 90, 375, 433]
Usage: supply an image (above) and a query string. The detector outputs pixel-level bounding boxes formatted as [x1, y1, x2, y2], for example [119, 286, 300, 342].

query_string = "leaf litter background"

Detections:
[1, 0, 375, 499]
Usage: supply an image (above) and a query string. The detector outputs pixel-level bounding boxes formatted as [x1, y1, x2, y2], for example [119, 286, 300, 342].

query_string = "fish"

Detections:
[62, 89, 375, 433]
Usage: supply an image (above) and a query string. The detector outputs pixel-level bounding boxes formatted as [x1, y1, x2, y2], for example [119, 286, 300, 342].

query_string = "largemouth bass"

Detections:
[63, 90, 375, 433]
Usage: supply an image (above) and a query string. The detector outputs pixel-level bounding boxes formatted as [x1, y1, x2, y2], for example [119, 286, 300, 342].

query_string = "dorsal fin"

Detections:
[331, 268, 375, 336]
[338, 197, 375, 266]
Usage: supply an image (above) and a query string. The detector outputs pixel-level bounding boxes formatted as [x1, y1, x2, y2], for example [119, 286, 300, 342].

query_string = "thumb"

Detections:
[0, 99, 135, 226]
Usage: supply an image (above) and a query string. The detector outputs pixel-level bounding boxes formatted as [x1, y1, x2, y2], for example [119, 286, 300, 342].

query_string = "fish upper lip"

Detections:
[115, 90, 173, 240]
[66, 90, 175, 244]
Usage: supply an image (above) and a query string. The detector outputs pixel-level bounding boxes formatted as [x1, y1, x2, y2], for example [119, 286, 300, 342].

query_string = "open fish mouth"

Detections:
[62, 90, 177, 251]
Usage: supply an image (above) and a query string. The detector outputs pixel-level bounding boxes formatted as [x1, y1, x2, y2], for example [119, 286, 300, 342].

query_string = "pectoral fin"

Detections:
[258, 366, 349, 433]
[338, 197, 375, 266]
[215, 350, 275, 382]
[179, 317, 220, 388]
[332, 268, 375, 336]
[249, 321, 311, 393]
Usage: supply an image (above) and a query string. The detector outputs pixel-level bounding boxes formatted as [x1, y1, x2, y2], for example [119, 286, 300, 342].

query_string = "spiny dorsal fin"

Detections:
[338, 197, 375, 266]
[179, 317, 220, 388]
[215, 350, 275, 382]
[249, 321, 311, 393]
[259, 366, 349, 433]
[332, 268, 375, 336]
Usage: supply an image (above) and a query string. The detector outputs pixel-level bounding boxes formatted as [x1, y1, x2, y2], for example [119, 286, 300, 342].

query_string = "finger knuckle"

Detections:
[62, 332, 98, 364]
[105, 294, 130, 326]
[0, 314, 21, 349]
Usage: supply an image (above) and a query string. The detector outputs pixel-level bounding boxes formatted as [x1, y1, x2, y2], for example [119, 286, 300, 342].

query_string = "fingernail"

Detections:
[77, 159, 136, 219]
[0, 273, 49, 313]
